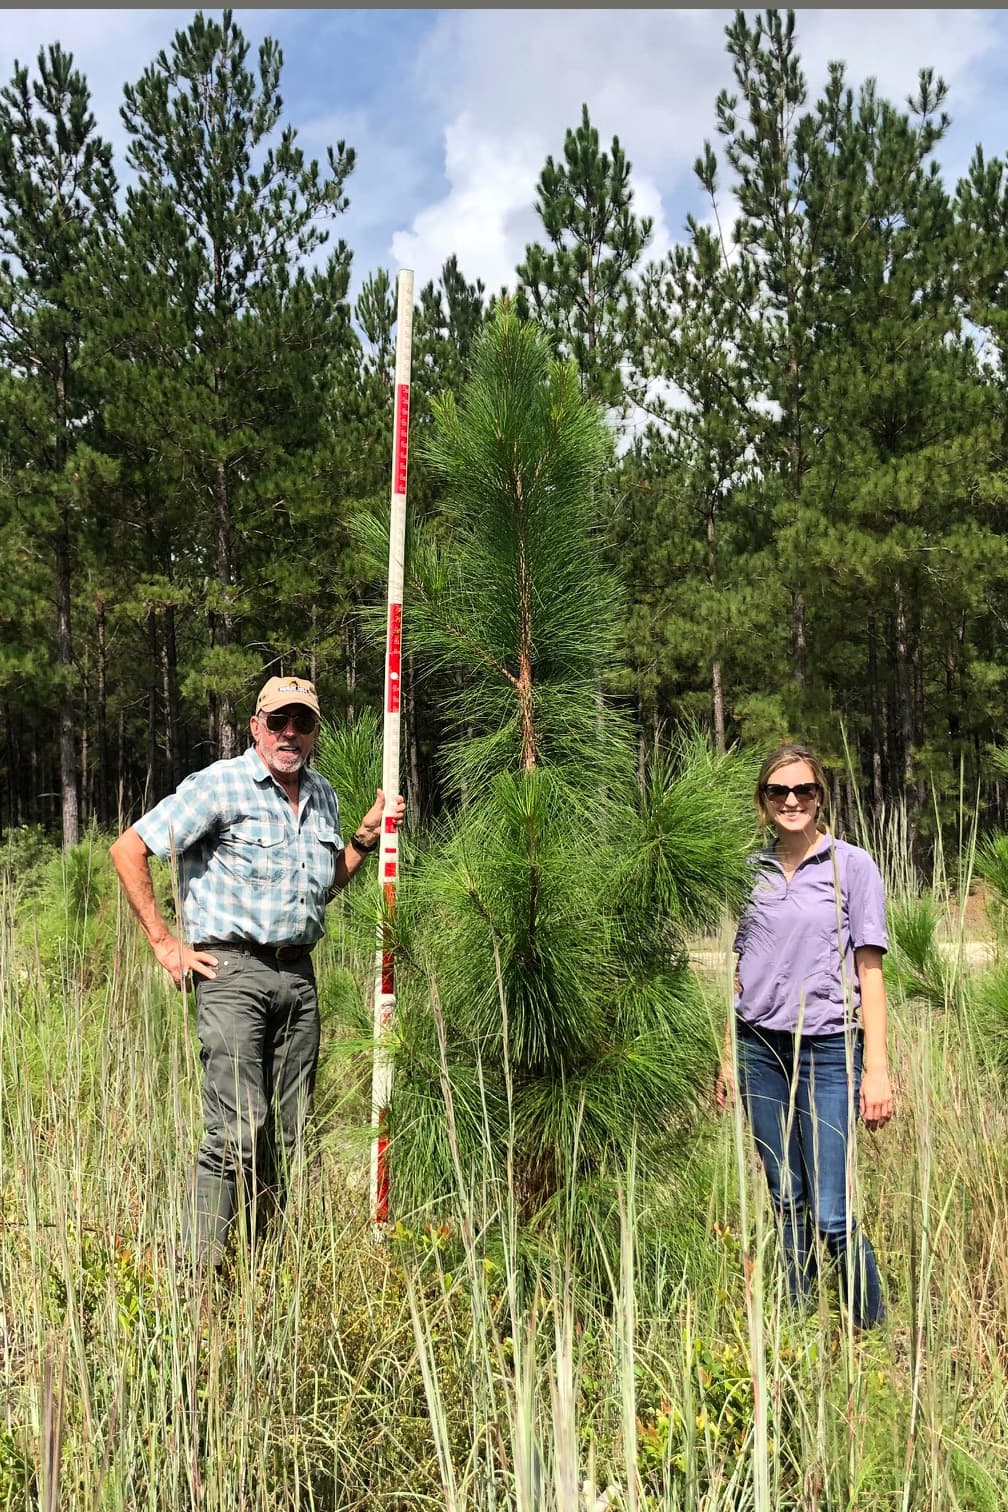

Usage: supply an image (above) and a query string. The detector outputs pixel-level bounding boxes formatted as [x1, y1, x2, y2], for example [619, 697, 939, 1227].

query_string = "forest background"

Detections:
[3, 7, 1008, 857]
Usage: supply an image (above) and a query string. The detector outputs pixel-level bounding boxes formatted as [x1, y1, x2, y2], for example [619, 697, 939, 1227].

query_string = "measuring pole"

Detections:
[370, 268, 414, 1232]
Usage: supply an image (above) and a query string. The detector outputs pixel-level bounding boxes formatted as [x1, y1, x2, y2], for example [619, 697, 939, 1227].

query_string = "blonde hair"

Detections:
[755, 742, 830, 834]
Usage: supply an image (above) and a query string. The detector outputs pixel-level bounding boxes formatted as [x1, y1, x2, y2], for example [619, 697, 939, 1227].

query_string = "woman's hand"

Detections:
[715, 1058, 735, 1111]
[859, 1065, 893, 1131]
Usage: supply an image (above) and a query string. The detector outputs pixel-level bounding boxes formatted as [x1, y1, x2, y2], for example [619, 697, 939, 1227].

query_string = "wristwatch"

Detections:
[348, 831, 379, 854]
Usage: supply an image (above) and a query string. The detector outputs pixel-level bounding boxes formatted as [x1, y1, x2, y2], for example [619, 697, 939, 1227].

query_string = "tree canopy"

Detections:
[1, 8, 1007, 860]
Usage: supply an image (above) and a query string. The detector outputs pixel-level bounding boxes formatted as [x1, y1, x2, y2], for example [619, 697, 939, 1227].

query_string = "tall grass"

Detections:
[2, 830, 1008, 1508]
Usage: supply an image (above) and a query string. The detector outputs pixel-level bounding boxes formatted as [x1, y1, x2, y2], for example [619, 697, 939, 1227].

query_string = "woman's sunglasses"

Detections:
[762, 782, 820, 802]
[263, 709, 318, 735]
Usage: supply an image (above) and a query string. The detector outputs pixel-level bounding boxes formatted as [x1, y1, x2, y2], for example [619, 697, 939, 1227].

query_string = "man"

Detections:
[110, 674, 405, 1270]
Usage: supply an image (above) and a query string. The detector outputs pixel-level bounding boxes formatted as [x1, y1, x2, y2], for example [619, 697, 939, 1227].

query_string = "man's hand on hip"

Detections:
[153, 935, 219, 991]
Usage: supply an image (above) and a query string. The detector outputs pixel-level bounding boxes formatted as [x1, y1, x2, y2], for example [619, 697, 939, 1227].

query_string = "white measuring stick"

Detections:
[370, 268, 414, 1232]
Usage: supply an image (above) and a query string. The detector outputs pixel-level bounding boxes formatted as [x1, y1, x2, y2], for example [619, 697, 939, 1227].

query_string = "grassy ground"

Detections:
[2, 837, 1008, 1509]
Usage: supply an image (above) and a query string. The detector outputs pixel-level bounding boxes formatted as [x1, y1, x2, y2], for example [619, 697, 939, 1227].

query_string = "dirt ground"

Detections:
[961, 880, 995, 939]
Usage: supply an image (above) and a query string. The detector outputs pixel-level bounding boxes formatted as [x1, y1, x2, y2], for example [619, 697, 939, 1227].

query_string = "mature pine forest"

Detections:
[3, 8, 1008, 852]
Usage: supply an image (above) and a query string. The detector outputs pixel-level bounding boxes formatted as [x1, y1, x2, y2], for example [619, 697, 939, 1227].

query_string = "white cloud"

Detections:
[389, 8, 1001, 298]
[299, 106, 426, 245]
[391, 11, 730, 294]
[413, 9, 731, 181]
[391, 111, 544, 295]
[794, 8, 995, 103]
[631, 172, 677, 270]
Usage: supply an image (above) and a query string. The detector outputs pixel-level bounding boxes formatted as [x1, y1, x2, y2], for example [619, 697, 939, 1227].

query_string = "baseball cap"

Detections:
[255, 676, 321, 720]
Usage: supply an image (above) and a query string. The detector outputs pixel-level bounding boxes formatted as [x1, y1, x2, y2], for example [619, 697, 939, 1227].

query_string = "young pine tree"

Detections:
[342, 305, 756, 1269]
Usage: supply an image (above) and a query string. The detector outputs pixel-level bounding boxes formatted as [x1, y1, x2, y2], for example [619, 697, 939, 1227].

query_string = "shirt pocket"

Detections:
[221, 817, 287, 885]
[312, 824, 342, 892]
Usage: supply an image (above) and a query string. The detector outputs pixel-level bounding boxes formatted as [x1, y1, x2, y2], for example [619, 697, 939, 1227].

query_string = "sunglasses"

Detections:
[263, 708, 317, 735]
[763, 782, 820, 802]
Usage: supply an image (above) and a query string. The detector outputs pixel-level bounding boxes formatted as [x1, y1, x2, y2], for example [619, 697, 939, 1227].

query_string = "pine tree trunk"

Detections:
[2, 699, 14, 830]
[712, 657, 725, 754]
[894, 586, 915, 799]
[96, 593, 109, 828]
[30, 743, 39, 827]
[207, 690, 219, 766]
[56, 506, 79, 849]
[215, 457, 237, 760]
[791, 588, 807, 689]
[53, 350, 79, 848]
[146, 607, 158, 802]
[160, 618, 175, 793]
[207, 603, 219, 762]
[163, 603, 180, 792]
[883, 624, 900, 809]
[80, 707, 89, 827]
[912, 624, 927, 812]
[868, 620, 884, 808]
[116, 707, 126, 829]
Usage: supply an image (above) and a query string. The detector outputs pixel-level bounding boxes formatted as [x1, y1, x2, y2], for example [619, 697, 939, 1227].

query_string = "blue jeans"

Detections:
[735, 1021, 885, 1329]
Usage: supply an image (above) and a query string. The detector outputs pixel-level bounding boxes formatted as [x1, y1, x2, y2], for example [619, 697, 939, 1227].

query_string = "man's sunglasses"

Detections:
[263, 709, 317, 735]
[762, 782, 820, 802]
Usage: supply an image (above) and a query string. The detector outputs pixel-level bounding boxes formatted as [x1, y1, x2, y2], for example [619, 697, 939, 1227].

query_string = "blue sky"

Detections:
[3, 8, 1007, 305]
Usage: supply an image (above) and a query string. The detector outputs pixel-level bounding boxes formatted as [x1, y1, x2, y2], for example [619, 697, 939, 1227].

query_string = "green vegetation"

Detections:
[4, 8, 1008, 850]
[3, 812, 1008, 1508]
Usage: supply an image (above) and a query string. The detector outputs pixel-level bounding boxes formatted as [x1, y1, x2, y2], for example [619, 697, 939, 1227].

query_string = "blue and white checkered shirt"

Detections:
[134, 746, 344, 948]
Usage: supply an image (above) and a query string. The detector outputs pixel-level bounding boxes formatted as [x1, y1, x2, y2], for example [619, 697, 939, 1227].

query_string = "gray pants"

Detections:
[183, 947, 320, 1269]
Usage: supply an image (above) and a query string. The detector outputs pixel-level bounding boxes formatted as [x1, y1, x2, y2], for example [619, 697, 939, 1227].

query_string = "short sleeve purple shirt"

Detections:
[733, 834, 888, 1034]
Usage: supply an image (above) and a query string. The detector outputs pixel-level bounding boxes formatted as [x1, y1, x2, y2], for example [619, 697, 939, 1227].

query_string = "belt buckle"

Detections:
[274, 944, 301, 961]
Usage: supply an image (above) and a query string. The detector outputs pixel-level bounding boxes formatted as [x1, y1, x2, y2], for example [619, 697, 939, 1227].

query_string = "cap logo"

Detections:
[254, 673, 321, 719]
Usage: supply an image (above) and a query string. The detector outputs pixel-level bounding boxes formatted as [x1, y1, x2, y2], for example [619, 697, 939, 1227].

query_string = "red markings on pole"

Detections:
[382, 949, 394, 995]
[384, 862, 397, 880]
[394, 384, 410, 495]
[388, 602, 402, 659]
[387, 602, 402, 713]
[376, 1130, 390, 1220]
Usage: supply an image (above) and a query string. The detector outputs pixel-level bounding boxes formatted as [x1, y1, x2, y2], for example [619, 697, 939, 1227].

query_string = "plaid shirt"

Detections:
[134, 746, 343, 948]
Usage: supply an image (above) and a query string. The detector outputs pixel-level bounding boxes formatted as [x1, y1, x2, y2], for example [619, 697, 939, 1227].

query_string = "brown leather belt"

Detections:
[194, 941, 311, 963]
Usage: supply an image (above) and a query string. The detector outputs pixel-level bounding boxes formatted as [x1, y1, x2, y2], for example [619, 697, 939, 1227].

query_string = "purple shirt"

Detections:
[733, 834, 888, 1034]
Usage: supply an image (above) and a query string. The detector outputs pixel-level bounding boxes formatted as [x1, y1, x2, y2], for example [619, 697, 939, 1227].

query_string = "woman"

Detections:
[716, 743, 894, 1329]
